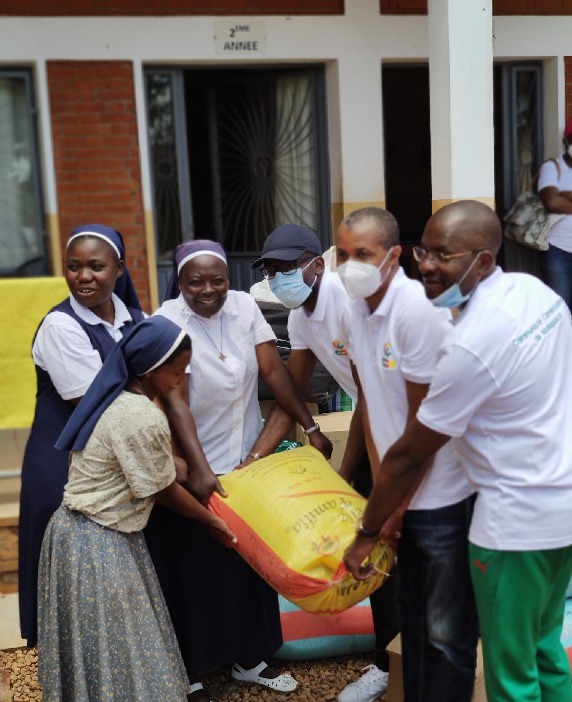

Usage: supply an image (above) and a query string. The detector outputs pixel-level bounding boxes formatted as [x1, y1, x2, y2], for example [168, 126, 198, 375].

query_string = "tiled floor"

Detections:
[0, 593, 25, 651]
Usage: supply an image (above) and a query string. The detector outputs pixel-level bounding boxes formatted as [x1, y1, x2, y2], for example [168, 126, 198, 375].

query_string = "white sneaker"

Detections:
[337, 664, 389, 702]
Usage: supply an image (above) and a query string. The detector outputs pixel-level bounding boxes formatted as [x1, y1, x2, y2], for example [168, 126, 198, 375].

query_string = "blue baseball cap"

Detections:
[251, 224, 322, 268]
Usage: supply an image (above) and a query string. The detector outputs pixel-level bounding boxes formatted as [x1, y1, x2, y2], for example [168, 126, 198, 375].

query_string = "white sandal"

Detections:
[231, 661, 298, 693]
[188, 681, 214, 702]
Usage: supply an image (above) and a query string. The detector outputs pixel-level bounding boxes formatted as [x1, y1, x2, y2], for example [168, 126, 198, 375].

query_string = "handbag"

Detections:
[503, 159, 565, 251]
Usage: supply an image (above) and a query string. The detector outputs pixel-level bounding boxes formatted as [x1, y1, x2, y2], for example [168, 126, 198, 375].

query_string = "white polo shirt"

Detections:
[344, 268, 472, 510]
[418, 268, 572, 550]
[32, 293, 135, 400]
[288, 268, 357, 403]
[155, 290, 276, 474]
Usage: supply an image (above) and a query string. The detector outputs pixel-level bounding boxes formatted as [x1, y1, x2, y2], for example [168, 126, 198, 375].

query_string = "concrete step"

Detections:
[0, 592, 25, 651]
[0, 504, 19, 596]
[0, 427, 28, 506]
[0, 504, 23, 651]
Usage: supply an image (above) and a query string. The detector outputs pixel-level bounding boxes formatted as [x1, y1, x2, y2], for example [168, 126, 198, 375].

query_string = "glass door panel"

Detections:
[145, 66, 330, 294]
[0, 70, 46, 276]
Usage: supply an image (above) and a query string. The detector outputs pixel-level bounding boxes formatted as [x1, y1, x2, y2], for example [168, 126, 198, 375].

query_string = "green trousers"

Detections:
[469, 543, 572, 702]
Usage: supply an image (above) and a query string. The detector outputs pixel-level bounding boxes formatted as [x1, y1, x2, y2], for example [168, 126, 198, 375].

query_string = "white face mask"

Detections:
[337, 248, 392, 300]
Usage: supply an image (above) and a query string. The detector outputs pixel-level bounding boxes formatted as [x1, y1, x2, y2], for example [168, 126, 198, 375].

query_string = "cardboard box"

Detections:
[472, 640, 488, 702]
[259, 400, 318, 421]
[386, 634, 404, 702]
[386, 634, 488, 702]
[293, 411, 353, 472]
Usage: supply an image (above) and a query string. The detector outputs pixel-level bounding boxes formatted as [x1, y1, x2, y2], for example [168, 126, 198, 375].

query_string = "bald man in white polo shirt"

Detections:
[345, 201, 572, 702]
[336, 207, 477, 702]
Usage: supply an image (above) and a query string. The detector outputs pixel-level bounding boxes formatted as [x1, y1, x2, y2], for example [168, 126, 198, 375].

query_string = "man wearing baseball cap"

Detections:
[249, 222, 399, 702]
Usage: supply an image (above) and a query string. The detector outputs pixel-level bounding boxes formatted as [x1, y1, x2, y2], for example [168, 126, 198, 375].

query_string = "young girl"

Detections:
[37, 316, 236, 702]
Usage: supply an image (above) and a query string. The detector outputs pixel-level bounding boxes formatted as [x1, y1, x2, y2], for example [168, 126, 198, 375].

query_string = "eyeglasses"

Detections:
[260, 257, 315, 280]
[412, 246, 482, 264]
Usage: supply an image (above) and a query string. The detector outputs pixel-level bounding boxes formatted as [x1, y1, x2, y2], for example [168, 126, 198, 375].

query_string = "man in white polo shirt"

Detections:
[248, 223, 399, 702]
[336, 207, 477, 702]
[344, 200, 572, 702]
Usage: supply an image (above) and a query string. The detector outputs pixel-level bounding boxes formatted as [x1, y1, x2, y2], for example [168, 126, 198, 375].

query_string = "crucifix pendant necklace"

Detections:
[196, 316, 226, 361]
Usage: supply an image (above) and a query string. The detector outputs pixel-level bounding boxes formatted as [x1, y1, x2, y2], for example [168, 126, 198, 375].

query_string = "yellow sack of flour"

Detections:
[208, 445, 394, 614]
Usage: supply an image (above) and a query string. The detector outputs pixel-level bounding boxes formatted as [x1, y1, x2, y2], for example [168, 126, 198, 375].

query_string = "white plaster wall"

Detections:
[493, 16, 572, 159]
[0, 4, 424, 211]
[0, 5, 570, 210]
[429, 0, 495, 201]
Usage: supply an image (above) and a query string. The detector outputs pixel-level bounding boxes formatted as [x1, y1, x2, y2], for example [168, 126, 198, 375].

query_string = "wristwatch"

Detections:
[303, 422, 320, 436]
[356, 519, 380, 539]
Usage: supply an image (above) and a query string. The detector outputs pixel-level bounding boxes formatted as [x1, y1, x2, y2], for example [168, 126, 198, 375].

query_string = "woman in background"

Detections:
[38, 316, 236, 702]
[18, 223, 144, 648]
[538, 120, 572, 311]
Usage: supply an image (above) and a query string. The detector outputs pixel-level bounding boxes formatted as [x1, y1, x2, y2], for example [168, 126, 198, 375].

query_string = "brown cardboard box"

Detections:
[472, 641, 488, 702]
[293, 411, 353, 472]
[386, 634, 488, 702]
[259, 400, 318, 421]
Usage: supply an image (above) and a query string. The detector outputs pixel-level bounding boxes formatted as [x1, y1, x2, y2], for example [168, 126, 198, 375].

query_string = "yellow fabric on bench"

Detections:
[0, 277, 68, 429]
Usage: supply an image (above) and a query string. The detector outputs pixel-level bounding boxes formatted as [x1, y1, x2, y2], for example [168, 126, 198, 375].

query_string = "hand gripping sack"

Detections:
[208, 445, 394, 613]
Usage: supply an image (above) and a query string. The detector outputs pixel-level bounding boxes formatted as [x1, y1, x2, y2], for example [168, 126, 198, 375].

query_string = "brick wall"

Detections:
[566, 57, 572, 122]
[0, 0, 343, 15]
[380, 0, 426, 13]
[48, 61, 150, 311]
[4, 0, 572, 17]
[380, 0, 572, 13]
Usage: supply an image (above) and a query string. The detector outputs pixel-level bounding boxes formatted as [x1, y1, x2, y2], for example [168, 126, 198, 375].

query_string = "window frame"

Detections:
[0, 67, 47, 277]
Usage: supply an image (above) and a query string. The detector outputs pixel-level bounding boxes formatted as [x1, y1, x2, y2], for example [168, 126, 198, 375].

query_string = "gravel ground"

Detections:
[0, 647, 388, 702]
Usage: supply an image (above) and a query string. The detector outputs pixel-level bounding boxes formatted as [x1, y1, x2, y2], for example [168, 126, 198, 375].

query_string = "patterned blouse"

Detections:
[63, 392, 176, 532]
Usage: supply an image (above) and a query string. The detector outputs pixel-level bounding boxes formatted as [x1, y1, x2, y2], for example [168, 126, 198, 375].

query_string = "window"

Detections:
[145, 66, 330, 297]
[0, 69, 46, 276]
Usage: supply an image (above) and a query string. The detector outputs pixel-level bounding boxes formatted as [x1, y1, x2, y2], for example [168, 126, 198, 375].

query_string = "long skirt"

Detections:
[38, 506, 190, 702]
[145, 505, 283, 676]
[19, 404, 72, 647]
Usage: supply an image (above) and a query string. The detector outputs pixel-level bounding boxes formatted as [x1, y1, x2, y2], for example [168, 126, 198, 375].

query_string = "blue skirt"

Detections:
[38, 506, 190, 702]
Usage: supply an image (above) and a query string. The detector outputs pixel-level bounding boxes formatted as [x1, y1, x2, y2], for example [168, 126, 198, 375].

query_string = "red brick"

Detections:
[566, 57, 572, 124]
[380, 0, 572, 14]
[2, 0, 343, 15]
[49, 59, 147, 306]
[380, 0, 426, 13]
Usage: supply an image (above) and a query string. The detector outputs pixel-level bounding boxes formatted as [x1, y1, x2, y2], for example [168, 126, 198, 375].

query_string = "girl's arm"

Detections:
[156, 481, 237, 548]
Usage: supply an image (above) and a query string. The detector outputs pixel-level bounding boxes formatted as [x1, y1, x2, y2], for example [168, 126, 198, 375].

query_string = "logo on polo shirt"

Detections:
[332, 340, 348, 356]
[382, 342, 397, 370]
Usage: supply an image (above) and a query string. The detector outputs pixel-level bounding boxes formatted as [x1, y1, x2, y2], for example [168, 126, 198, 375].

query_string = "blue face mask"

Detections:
[431, 253, 481, 309]
[268, 259, 317, 309]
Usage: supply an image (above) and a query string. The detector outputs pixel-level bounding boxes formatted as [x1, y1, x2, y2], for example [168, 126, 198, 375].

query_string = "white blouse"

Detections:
[32, 293, 135, 400]
[155, 290, 276, 473]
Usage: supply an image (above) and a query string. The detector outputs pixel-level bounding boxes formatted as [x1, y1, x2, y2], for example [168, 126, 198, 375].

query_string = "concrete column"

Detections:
[336, 53, 386, 217]
[330, 0, 386, 228]
[428, 0, 495, 211]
